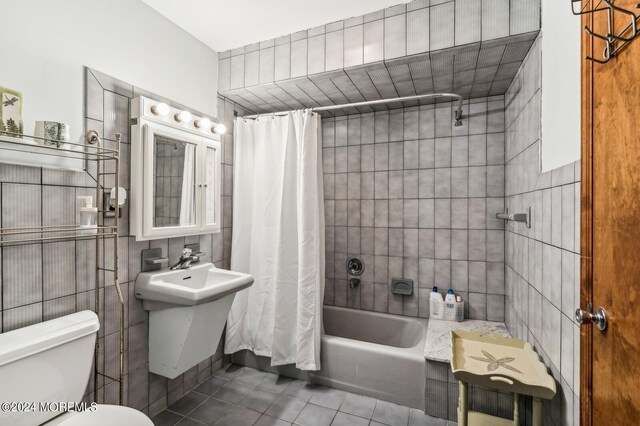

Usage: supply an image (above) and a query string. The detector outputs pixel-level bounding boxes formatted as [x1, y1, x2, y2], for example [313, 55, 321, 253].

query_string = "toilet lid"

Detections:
[45, 404, 153, 426]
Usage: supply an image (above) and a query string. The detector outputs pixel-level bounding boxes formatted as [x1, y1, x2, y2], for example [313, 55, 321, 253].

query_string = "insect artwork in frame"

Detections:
[0, 87, 23, 138]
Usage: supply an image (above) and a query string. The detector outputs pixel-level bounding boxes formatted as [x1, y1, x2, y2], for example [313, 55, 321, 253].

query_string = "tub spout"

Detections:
[349, 278, 360, 289]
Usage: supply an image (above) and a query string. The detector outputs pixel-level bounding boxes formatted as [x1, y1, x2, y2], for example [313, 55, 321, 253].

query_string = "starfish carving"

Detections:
[470, 350, 523, 374]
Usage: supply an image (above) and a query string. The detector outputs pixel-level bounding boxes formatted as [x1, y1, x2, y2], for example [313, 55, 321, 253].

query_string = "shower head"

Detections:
[454, 110, 463, 127]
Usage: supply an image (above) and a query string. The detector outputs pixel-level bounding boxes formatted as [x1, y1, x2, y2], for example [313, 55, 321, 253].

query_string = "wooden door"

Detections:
[581, 1, 640, 424]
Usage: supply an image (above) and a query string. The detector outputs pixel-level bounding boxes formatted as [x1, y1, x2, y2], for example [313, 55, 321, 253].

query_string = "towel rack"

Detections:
[496, 207, 531, 228]
[0, 131, 125, 406]
[571, 0, 640, 64]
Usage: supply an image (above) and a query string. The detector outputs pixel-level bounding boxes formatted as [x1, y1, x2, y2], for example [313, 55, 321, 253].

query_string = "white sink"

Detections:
[135, 262, 253, 309]
[135, 262, 253, 379]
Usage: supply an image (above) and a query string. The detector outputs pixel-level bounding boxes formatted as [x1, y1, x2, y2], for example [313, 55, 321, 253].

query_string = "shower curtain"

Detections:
[224, 110, 325, 370]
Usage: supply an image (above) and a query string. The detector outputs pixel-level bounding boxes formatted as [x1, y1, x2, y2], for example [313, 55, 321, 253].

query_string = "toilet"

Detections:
[0, 311, 152, 426]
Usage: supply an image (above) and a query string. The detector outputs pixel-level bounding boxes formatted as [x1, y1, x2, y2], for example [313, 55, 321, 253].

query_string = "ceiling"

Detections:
[141, 0, 409, 52]
[220, 32, 538, 117]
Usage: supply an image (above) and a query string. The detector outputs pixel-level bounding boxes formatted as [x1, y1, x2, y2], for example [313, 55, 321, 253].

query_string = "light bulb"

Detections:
[213, 123, 227, 135]
[195, 117, 211, 129]
[175, 110, 192, 123]
[151, 103, 170, 116]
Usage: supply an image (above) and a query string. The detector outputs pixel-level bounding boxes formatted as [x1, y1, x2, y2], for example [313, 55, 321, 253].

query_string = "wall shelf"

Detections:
[0, 132, 119, 171]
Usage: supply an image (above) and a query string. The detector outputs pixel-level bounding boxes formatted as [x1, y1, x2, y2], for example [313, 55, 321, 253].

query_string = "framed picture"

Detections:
[0, 87, 23, 137]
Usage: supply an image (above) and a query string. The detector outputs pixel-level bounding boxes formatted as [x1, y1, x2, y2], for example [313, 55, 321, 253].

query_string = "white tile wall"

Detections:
[407, 8, 430, 55]
[230, 55, 245, 90]
[274, 43, 291, 81]
[455, 0, 481, 45]
[364, 20, 385, 64]
[430, 2, 455, 51]
[325, 30, 345, 71]
[259, 47, 275, 84]
[244, 50, 260, 87]
[482, 0, 510, 40]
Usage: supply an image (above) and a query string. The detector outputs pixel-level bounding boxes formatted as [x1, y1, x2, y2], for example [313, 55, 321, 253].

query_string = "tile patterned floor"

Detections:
[153, 364, 457, 426]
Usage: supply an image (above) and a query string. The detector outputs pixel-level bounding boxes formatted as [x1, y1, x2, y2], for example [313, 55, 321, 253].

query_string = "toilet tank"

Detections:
[0, 311, 100, 426]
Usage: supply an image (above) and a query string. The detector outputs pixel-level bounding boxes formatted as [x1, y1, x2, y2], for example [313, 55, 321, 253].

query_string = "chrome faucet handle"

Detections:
[181, 248, 193, 258]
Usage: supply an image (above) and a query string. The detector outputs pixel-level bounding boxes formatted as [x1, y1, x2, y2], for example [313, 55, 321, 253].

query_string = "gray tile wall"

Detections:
[0, 68, 244, 418]
[218, 0, 540, 116]
[503, 36, 580, 426]
[322, 98, 506, 320]
[219, 0, 540, 92]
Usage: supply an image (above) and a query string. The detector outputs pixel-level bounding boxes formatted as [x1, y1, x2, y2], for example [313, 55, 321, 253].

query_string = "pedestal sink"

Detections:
[135, 262, 253, 379]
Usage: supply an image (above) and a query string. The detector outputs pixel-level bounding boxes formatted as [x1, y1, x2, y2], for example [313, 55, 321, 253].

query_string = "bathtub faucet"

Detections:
[349, 278, 360, 289]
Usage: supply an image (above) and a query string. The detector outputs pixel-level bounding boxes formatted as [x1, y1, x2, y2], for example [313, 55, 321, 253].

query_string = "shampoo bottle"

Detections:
[445, 288, 456, 303]
[429, 286, 444, 320]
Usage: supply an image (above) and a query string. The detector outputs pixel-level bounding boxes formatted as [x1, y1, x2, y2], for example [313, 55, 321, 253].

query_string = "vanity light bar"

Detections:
[148, 101, 226, 135]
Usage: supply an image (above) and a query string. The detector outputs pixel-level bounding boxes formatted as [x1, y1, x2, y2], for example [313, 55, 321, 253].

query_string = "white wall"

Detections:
[541, 0, 581, 171]
[0, 0, 218, 141]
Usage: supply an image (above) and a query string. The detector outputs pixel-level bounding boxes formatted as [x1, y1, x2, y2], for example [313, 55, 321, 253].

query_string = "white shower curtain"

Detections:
[224, 110, 325, 370]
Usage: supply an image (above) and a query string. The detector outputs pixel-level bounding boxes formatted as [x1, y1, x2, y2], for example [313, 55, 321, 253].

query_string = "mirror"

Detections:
[152, 134, 197, 227]
[131, 96, 221, 241]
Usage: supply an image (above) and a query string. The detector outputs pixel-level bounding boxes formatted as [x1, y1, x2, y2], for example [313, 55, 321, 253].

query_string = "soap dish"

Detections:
[391, 279, 413, 295]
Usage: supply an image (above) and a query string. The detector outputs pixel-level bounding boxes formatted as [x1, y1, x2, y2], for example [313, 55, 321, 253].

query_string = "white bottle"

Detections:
[78, 196, 98, 235]
[444, 289, 457, 321]
[445, 288, 456, 303]
[429, 286, 444, 320]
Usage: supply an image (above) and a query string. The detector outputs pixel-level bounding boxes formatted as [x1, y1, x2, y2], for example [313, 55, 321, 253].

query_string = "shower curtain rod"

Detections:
[243, 92, 464, 126]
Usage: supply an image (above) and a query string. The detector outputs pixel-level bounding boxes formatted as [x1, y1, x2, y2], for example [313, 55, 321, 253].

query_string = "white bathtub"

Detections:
[232, 306, 428, 409]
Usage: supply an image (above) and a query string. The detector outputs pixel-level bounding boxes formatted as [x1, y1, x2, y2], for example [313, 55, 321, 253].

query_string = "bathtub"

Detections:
[231, 306, 428, 409]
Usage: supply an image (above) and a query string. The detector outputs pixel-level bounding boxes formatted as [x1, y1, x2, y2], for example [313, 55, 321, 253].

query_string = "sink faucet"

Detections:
[170, 248, 204, 270]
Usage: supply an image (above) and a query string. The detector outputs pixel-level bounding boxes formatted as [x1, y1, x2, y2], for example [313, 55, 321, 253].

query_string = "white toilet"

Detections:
[0, 310, 152, 426]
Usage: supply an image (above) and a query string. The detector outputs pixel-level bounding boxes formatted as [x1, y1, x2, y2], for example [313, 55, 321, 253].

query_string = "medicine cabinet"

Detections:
[131, 96, 221, 241]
